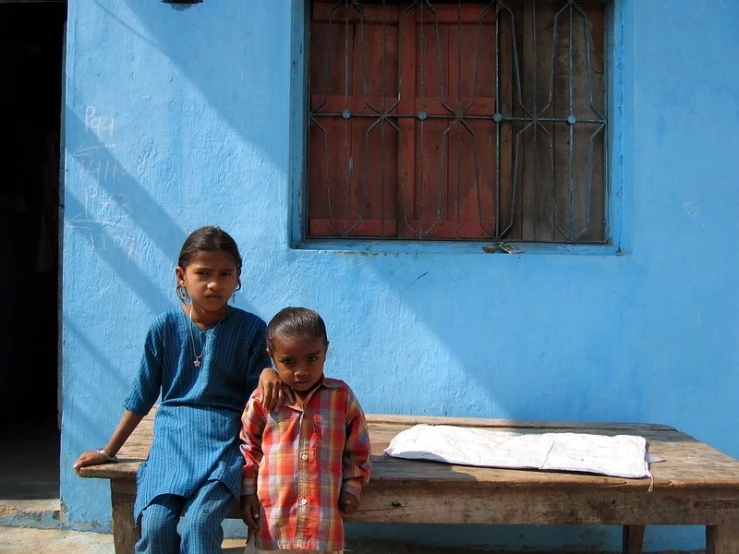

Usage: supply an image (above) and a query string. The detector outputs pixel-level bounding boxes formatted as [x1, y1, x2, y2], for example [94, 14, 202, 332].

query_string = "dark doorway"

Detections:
[0, 0, 66, 512]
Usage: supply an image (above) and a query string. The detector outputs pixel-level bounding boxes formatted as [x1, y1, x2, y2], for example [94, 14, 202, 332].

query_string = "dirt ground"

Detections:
[0, 526, 699, 554]
[0, 527, 513, 554]
[0, 527, 615, 554]
[0, 527, 491, 554]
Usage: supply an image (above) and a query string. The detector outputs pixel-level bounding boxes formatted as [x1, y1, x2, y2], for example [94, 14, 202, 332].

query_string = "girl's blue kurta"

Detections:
[123, 307, 270, 519]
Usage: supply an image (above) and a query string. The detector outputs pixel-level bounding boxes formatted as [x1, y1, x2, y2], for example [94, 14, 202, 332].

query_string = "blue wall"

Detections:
[61, 1, 739, 550]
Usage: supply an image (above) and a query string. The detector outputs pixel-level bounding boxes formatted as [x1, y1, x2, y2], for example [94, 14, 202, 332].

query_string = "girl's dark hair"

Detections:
[267, 307, 329, 350]
[176, 226, 243, 303]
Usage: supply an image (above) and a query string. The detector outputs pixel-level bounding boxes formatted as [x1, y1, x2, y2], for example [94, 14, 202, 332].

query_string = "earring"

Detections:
[231, 292, 237, 304]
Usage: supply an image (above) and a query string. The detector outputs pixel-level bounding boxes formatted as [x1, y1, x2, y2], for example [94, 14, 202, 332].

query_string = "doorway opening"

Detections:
[0, 0, 66, 516]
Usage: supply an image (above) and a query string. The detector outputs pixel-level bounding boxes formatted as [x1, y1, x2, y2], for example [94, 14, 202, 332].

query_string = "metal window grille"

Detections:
[307, 0, 608, 243]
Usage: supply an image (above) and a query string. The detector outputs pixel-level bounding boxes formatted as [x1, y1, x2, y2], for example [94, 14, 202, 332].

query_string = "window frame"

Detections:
[289, 0, 626, 255]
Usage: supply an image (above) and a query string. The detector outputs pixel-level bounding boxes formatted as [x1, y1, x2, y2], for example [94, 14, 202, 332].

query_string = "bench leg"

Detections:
[622, 525, 645, 554]
[706, 523, 739, 554]
[111, 480, 139, 554]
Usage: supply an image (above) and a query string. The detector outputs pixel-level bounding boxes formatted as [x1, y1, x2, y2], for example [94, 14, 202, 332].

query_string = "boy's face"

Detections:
[268, 335, 327, 395]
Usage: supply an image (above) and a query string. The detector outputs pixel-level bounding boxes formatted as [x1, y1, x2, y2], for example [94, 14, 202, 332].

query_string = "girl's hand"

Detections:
[240, 494, 261, 530]
[73, 450, 111, 473]
[258, 367, 288, 412]
[339, 491, 360, 515]
[73, 410, 141, 474]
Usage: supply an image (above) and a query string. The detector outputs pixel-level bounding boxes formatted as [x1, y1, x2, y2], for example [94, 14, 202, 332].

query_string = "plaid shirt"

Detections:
[240, 377, 372, 552]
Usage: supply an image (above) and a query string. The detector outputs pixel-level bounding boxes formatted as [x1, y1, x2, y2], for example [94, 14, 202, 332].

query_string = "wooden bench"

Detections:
[78, 411, 739, 554]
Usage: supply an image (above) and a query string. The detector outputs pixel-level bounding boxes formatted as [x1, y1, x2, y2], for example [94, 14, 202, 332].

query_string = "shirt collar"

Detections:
[284, 375, 337, 408]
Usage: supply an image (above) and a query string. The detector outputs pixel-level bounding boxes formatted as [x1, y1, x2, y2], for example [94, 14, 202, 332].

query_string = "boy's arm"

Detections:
[240, 395, 267, 496]
[341, 389, 372, 501]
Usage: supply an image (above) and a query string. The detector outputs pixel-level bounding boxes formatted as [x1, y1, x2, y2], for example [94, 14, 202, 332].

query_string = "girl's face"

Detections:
[176, 250, 239, 318]
[268, 335, 327, 396]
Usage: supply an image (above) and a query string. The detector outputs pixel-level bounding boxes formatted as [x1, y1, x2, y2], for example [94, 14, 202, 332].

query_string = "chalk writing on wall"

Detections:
[67, 185, 136, 260]
[74, 106, 149, 181]
[67, 106, 141, 260]
[85, 105, 115, 138]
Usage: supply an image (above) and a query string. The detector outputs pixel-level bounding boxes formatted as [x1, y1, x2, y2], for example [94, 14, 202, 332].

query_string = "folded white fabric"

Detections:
[384, 424, 652, 479]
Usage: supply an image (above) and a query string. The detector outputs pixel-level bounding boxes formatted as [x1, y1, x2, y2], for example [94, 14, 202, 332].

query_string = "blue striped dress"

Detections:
[123, 306, 270, 519]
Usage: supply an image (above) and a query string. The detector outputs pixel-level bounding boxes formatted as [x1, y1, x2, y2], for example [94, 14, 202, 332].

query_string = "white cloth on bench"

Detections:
[384, 424, 652, 479]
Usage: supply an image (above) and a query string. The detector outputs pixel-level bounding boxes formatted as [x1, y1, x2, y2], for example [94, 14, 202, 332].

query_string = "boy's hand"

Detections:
[257, 367, 288, 412]
[338, 491, 360, 515]
[240, 494, 261, 530]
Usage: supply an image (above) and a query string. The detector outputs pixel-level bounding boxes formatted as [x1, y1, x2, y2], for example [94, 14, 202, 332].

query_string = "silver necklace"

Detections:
[188, 306, 226, 368]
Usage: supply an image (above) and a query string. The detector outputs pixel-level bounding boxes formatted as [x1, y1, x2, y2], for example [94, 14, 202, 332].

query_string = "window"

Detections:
[307, 1, 608, 243]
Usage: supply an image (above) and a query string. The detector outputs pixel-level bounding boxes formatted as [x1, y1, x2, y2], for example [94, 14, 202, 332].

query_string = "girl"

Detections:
[74, 226, 285, 554]
[240, 307, 372, 554]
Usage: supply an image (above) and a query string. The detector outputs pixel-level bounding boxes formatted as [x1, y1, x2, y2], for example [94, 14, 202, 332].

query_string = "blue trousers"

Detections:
[135, 479, 233, 554]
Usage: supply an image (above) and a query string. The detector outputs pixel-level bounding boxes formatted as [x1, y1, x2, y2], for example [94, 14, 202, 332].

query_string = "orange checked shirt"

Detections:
[240, 377, 372, 552]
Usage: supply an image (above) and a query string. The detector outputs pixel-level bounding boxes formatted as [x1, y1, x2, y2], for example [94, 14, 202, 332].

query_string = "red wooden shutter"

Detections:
[308, 2, 510, 240]
[309, 2, 399, 238]
[398, 4, 505, 239]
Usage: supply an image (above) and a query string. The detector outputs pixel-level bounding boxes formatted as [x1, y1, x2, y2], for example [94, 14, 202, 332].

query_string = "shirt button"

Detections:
[300, 498, 307, 505]
[301, 454, 308, 461]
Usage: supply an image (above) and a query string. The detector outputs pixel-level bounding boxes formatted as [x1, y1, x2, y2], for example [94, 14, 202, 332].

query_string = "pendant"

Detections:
[194, 359, 201, 368]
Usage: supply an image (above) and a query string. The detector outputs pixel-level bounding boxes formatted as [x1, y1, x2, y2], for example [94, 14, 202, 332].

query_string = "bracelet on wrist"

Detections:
[96, 448, 119, 463]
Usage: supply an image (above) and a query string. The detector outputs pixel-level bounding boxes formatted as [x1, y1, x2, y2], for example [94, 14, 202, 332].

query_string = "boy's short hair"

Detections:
[267, 307, 328, 349]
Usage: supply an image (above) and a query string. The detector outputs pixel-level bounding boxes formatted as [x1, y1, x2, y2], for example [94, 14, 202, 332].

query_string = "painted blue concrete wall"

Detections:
[61, 1, 739, 550]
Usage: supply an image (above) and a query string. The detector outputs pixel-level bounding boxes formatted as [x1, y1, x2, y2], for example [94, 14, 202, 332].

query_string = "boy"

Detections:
[240, 307, 372, 554]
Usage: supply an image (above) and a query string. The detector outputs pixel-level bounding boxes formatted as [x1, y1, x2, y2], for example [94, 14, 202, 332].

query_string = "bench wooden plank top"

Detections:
[79, 412, 739, 489]
[77, 412, 739, 554]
